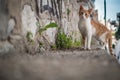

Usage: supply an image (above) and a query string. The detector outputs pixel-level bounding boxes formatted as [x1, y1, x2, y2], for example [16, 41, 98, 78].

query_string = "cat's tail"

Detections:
[108, 31, 115, 56]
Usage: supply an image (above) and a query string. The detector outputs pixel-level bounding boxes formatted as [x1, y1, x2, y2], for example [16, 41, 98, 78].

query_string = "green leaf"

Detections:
[39, 22, 58, 34]
[26, 31, 33, 42]
[67, 8, 71, 15]
[45, 22, 58, 29]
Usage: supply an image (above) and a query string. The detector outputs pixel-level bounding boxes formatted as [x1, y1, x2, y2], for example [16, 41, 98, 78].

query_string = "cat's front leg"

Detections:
[84, 37, 87, 50]
[87, 34, 92, 50]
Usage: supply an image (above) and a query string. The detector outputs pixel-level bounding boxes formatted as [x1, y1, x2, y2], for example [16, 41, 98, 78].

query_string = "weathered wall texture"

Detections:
[36, 0, 94, 44]
[0, 0, 9, 40]
[0, 0, 94, 53]
[21, 4, 37, 38]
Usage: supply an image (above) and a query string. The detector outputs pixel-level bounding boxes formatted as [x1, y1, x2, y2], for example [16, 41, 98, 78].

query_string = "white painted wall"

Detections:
[21, 5, 37, 39]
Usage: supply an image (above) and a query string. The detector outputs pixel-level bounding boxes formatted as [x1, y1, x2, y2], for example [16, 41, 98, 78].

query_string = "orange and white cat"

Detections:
[78, 5, 93, 50]
[78, 5, 114, 55]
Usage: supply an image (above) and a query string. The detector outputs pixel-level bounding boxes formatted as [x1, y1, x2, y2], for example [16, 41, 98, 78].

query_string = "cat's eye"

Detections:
[80, 12, 83, 15]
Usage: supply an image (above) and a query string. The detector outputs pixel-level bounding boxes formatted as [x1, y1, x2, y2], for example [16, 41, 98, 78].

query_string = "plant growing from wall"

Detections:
[67, 8, 71, 21]
[39, 22, 58, 34]
[56, 32, 72, 49]
[72, 40, 81, 48]
[39, 42, 43, 48]
[26, 22, 58, 45]
[26, 31, 33, 42]
[67, 8, 71, 16]
[37, 22, 58, 50]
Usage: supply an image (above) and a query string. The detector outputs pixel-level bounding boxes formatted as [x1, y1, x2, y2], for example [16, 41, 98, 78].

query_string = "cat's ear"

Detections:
[80, 5, 84, 10]
[88, 8, 93, 14]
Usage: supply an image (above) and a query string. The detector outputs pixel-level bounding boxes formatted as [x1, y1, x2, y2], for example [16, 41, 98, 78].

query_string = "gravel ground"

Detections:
[0, 49, 120, 80]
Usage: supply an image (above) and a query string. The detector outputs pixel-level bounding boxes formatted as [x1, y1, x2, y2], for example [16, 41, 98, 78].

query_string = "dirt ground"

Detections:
[0, 49, 120, 80]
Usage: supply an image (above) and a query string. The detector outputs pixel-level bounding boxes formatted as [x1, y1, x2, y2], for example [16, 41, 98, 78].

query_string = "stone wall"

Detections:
[0, 0, 9, 40]
[0, 0, 95, 53]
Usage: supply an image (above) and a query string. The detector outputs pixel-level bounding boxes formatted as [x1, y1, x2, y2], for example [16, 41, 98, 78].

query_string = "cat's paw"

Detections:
[95, 47, 101, 50]
[82, 47, 87, 50]
[87, 48, 91, 50]
[111, 53, 116, 57]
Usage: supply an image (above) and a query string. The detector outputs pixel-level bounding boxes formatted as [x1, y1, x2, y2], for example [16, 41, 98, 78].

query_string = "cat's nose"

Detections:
[80, 15, 84, 18]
